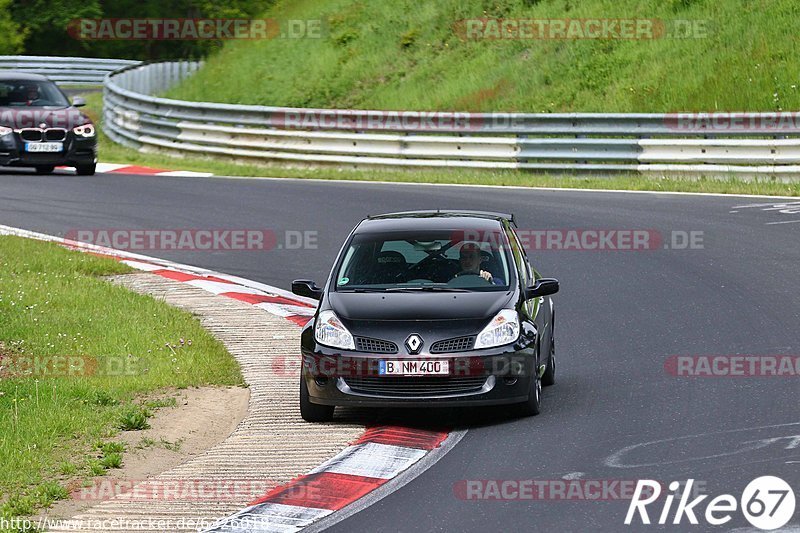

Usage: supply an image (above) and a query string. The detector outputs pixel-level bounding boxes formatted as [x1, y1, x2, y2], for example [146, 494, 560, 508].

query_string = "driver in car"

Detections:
[455, 242, 495, 283]
[23, 84, 40, 105]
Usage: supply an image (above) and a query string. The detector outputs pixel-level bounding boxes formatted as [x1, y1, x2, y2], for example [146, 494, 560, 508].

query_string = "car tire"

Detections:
[542, 334, 556, 387]
[34, 165, 55, 175]
[515, 365, 542, 417]
[75, 164, 96, 176]
[300, 377, 334, 422]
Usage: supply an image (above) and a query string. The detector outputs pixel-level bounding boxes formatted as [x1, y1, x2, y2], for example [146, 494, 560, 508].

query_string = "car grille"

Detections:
[353, 336, 398, 354]
[44, 128, 66, 141]
[20, 129, 42, 142]
[430, 336, 476, 353]
[343, 376, 488, 396]
[19, 128, 67, 142]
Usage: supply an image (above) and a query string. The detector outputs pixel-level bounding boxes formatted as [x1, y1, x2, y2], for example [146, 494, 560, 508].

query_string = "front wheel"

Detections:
[541, 335, 556, 387]
[75, 164, 96, 176]
[300, 377, 334, 422]
[514, 372, 542, 417]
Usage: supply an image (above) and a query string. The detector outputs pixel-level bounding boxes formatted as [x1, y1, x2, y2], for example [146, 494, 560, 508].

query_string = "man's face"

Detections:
[25, 85, 38, 100]
[459, 245, 481, 271]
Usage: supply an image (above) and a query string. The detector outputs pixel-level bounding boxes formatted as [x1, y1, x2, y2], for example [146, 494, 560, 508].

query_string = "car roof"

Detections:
[358, 210, 513, 233]
[368, 210, 515, 223]
[0, 72, 51, 82]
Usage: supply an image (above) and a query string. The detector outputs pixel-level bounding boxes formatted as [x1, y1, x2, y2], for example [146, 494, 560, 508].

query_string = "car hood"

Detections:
[328, 290, 514, 321]
[0, 106, 90, 129]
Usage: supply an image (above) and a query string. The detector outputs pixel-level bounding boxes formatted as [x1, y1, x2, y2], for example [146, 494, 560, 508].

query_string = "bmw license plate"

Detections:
[379, 360, 449, 375]
[25, 142, 63, 153]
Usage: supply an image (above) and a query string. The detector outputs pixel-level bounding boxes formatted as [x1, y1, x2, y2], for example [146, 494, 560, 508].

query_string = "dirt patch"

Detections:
[43, 385, 248, 520]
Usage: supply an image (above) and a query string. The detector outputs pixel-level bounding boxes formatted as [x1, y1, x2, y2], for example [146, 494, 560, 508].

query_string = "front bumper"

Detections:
[0, 132, 96, 168]
[302, 344, 537, 408]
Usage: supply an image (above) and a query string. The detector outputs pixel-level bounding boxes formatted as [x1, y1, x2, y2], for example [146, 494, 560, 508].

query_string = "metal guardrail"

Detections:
[0, 55, 139, 85]
[101, 60, 800, 175]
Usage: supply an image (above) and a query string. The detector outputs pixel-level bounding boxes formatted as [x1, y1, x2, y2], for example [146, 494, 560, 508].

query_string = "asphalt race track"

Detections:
[1, 170, 798, 532]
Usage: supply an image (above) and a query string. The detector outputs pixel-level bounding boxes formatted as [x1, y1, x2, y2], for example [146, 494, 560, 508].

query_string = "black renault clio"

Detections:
[292, 210, 559, 422]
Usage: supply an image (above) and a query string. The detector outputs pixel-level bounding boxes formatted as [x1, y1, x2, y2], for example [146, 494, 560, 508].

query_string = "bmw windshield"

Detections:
[335, 229, 513, 292]
[0, 80, 70, 108]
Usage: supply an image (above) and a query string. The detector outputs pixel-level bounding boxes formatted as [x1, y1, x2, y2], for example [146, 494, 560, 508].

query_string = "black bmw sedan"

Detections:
[292, 210, 559, 422]
[0, 72, 97, 175]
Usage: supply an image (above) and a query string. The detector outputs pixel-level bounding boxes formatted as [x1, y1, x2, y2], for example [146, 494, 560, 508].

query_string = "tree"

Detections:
[8, 0, 273, 59]
[0, 0, 27, 53]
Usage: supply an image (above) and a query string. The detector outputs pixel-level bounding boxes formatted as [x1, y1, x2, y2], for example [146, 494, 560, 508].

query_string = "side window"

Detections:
[521, 234, 534, 282]
[505, 226, 528, 287]
[511, 227, 535, 281]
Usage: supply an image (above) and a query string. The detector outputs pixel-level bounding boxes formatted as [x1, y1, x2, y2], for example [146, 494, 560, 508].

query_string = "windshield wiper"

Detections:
[382, 286, 468, 292]
[339, 286, 469, 293]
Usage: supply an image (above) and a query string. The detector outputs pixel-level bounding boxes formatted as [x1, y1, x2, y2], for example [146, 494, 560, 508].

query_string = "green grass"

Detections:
[95, 441, 125, 455]
[0, 236, 244, 527]
[98, 453, 122, 470]
[1, 483, 68, 522]
[164, 0, 800, 113]
[116, 406, 151, 431]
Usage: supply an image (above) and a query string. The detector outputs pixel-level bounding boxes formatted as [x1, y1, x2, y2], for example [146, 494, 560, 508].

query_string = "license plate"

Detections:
[379, 360, 449, 376]
[25, 142, 63, 153]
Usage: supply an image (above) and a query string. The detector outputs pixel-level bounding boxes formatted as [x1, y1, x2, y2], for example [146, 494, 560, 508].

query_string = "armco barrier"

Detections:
[0, 55, 139, 85]
[6, 56, 795, 176]
[102, 61, 800, 176]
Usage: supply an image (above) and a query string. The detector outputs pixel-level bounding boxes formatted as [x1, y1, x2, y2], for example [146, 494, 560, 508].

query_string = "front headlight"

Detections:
[314, 310, 355, 350]
[73, 124, 95, 138]
[474, 309, 520, 349]
[0, 126, 12, 136]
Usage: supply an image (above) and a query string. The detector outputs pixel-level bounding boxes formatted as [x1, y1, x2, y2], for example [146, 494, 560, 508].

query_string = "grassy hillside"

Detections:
[166, 0, 800, 112]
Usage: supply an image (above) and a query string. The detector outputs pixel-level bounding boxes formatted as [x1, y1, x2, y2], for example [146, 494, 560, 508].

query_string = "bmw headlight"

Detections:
[0, 126, 12, 136]
[474, 309, 520, 349]
[73, 124, 95, 138]
[314, 310, 355, 350]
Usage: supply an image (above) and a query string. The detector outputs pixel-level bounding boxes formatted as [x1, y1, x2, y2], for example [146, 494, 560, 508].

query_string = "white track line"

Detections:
[766, 219, 800, 225]
[171, 173, 800, 200]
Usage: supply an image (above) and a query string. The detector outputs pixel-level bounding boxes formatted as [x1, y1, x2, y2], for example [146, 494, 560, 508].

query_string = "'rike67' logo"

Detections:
[625, 476, 795, 530]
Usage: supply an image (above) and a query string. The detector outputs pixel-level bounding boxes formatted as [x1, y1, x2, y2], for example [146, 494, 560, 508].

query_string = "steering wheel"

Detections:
[455, 271, 493, 284]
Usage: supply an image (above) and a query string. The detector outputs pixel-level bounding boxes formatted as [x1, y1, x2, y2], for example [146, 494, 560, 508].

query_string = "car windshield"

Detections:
[335, 229, 513, 292]
[0, 80, 70, 107]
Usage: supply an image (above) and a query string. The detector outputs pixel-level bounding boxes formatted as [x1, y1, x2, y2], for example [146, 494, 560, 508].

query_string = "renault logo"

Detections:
[405, 334, 423, 355]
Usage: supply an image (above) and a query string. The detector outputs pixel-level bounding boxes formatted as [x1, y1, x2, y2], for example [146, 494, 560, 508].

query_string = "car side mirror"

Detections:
[525, 278, 559, 299]
[72, 97, 86, 107]
[292, 279, 323, 300]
